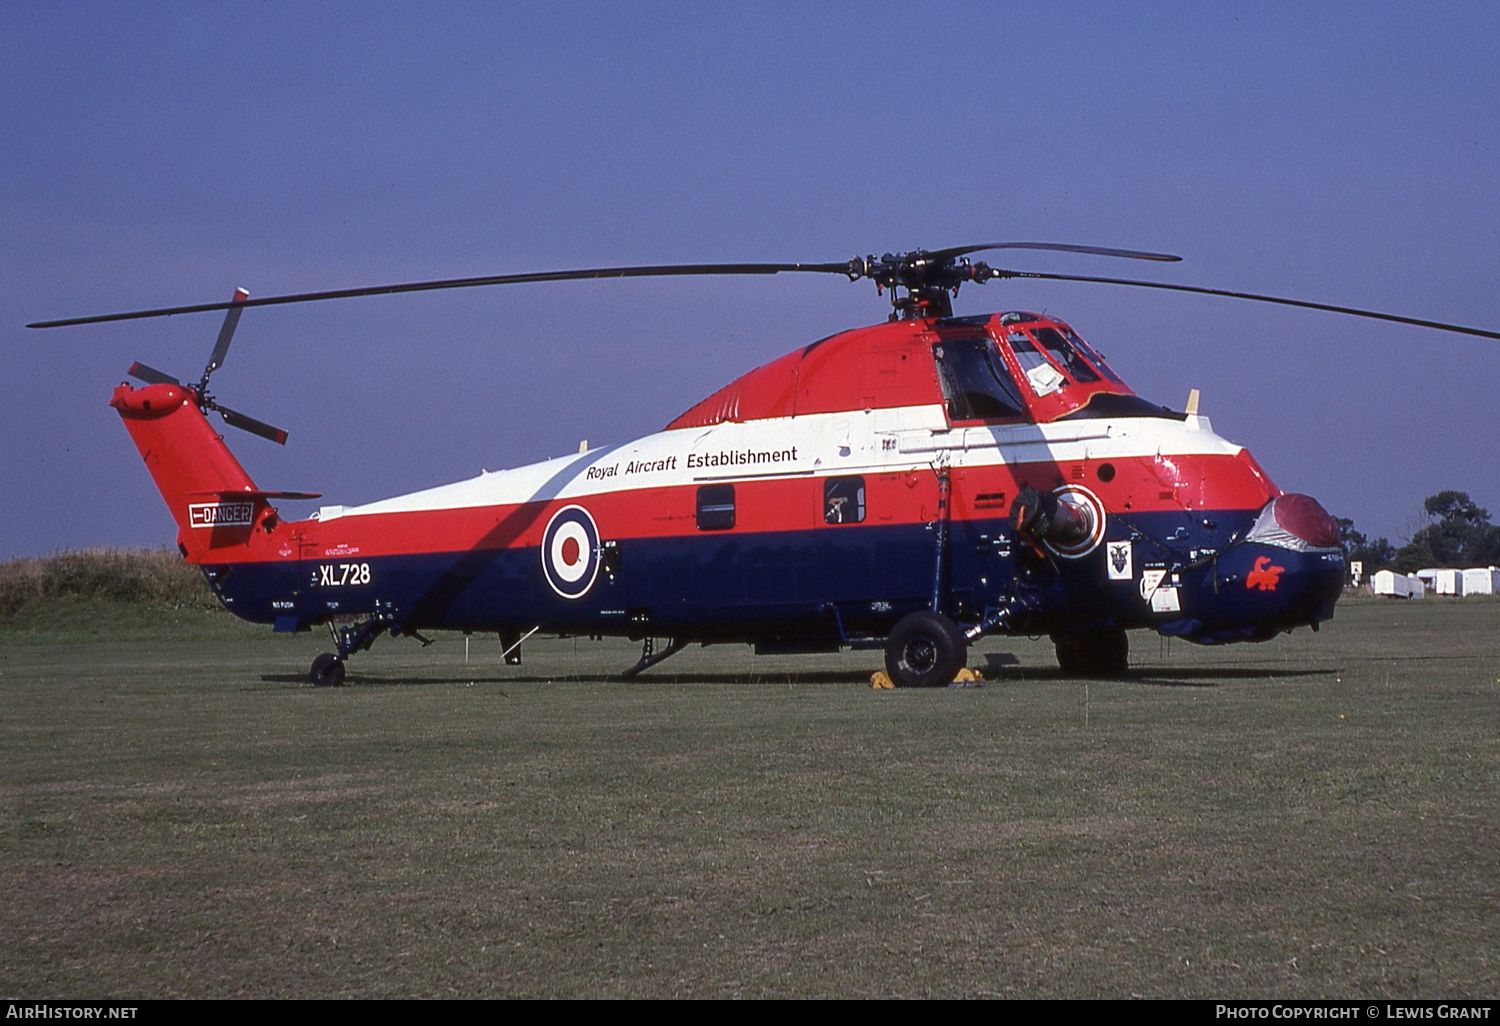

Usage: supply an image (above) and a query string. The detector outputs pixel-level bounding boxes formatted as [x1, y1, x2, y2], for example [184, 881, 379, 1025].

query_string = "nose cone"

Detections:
[1168, 494, 1346, 645]
[1250, 492, 1343, 550]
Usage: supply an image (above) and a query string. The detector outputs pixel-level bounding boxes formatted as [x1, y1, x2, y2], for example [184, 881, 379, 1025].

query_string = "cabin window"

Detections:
[932, 338, 1025, 420]
[1031, 327, 1101, 382]
[696, 484, 736, 530]
[824, 476, 866, 524]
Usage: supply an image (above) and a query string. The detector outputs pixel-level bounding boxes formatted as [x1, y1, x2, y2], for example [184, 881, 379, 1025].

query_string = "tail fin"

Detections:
[111, 382, 273, 561]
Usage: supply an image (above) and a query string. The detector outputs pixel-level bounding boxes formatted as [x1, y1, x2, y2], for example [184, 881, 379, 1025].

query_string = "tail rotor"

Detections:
[124, 288, 289, 445]
[199, 286, 249, 393]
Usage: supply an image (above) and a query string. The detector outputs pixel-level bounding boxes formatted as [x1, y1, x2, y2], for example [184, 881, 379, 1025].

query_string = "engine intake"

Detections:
[1011, 485, 1098, 555]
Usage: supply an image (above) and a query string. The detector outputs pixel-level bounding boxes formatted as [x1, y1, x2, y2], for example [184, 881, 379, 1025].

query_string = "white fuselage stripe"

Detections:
[315, 406, 1242, 521]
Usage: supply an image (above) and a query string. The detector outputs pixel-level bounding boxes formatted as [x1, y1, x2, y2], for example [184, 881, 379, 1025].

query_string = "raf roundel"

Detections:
[541, 505, 602, 599]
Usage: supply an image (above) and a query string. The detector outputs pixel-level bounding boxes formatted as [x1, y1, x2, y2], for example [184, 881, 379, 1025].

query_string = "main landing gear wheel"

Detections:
[884, 611, 968, 688]
[1052, 629, 1129, 677]
[310, 652, 346, 688]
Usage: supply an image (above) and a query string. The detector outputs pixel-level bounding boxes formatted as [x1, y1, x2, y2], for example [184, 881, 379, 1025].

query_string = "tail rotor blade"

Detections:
[201, 288, 249, 389]
[214, 403, 288, 445]
[127, 361, 181, 386]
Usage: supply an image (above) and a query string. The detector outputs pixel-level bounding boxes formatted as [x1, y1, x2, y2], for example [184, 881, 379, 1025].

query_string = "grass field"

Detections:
[1, 597, 1497, 998]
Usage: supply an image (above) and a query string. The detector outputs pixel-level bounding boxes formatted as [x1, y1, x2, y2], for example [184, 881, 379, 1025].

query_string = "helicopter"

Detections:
[28, 243, 1500, 687]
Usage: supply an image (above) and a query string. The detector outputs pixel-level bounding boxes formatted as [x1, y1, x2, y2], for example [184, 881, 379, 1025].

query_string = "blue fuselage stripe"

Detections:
[209, 507, 1342, 644]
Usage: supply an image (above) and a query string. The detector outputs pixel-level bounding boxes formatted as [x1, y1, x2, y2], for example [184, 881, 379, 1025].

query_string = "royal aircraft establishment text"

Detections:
[585, 447, 798, 481]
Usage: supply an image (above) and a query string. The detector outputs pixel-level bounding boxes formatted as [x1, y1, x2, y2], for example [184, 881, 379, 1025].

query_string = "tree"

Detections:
[1401, 490, 1497, 569]
[1392, 539, 1436, 575]
[1423, 491, 1489, 524]
[1336, 516, 1397, 574]
[1474, 524, 1500, 565]
[1355, 535, 1398, 570]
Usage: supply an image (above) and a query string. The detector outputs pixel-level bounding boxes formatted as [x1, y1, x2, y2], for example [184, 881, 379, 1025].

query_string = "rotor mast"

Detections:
[847, 251, 983, 320]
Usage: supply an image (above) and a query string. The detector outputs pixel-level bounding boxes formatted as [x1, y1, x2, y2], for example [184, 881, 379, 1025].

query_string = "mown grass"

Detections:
[0, 596, 1496, 998]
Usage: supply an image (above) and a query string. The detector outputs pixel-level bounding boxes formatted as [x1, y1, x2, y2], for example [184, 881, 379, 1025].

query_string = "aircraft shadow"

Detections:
[260, 670, 883, 687]
[978, 662, 1338, 688]
[260, 672, 520, 688]
[259, 662, 1337, 689]
[1124, 666, 1338, 688]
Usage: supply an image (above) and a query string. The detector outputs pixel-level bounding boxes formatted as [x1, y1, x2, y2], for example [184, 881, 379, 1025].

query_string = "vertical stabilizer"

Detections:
[110, 382, 267, 561]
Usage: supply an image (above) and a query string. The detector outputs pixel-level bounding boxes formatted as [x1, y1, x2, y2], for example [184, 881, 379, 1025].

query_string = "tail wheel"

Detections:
[310, 652, 346, 688]
[884, 612, 968, 688]
[1052, 629, 1129, 677]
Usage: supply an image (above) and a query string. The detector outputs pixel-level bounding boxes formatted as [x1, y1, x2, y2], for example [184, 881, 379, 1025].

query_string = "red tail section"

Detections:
[110, 382, 271, 562]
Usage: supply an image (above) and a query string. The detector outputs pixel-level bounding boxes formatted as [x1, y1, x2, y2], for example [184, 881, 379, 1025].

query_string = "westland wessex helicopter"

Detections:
[29, 243, 1500, 687]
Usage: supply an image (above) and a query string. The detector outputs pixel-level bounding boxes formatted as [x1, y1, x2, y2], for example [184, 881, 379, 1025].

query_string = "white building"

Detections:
[1371, 570, 1427, 599]
[1461, 567, 1499, 596]
[1433, 568, 1466, 596]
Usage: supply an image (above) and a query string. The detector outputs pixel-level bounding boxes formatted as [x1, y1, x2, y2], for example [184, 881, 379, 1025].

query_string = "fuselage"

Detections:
[113, 311, 1344, 649]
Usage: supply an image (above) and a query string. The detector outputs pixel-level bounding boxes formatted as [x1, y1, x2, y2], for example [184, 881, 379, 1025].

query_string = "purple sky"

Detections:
[5, 2, 1498, 559]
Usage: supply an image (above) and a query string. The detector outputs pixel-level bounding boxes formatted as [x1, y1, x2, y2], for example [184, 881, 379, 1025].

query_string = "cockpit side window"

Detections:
[931, 338, 1025, 421]
[1031, 327, 1101, 382]
[1062, 328, 1124, 384]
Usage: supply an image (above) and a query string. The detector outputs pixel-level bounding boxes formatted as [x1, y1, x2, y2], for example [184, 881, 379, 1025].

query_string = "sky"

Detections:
[4, 1, 1498, 559]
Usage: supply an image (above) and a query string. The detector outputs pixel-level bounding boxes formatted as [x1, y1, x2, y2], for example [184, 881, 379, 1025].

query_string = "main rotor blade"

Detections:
[26, 262, 852, 328]
[989, 269, 1500, 341]
[213, 403, 289, 445]
[202, 287, 250, 385]
[931, 242, 1182, 264]
[127, 361, 181, 386]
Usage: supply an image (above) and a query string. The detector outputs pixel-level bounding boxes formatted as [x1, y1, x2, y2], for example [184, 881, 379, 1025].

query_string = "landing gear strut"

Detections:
[621, 636, 688, 678]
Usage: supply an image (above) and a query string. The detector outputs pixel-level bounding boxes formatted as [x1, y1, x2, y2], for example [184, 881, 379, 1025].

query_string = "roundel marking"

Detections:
[541, 505, 601, 599]
[1047, 484, 1108, 559]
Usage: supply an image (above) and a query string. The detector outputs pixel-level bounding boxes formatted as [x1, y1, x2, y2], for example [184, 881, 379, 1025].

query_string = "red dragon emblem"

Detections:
[1246, 556, 1286, 591]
